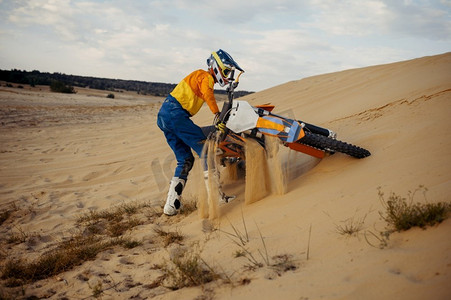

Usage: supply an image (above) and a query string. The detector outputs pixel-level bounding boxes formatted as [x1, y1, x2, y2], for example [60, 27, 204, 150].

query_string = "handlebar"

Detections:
[214, 70, 244, 141]
[219, 70, 244, 123]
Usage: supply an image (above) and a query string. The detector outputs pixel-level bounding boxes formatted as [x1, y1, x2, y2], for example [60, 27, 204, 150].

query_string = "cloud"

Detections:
[234, 28, 333, 88]
[173, 0, 310, 24]
[385, 0, 451, 40]
[305, 0, 451, 40]
[1, 0, 449, 91]
[7, 0, 77, 40]
[305, 0, 391, 36]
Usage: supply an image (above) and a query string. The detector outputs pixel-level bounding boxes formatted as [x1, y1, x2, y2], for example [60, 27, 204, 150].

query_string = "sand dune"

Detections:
[1, 53, 450, 299]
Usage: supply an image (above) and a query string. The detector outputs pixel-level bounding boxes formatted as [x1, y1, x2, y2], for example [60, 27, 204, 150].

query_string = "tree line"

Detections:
[0, 69, 253, 98]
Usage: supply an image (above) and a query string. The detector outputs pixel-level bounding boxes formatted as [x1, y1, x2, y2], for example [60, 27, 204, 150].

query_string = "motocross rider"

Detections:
[157, 49, 244, 216]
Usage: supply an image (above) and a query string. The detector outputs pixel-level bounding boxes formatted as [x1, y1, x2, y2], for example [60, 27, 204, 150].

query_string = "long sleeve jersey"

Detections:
[170, 69, 219, 116]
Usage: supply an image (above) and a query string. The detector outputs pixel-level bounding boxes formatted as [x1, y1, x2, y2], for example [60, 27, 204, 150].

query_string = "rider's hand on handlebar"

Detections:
[216, 122, 226, 133]
[214, 113, 226, 133]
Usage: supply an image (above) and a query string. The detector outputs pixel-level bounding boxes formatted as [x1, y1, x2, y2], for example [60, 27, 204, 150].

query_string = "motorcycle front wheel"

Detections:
[299, 131, 371, 159]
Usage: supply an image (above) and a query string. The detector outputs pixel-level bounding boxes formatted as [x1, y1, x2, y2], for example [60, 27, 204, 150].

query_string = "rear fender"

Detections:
[255, 104, 275, 112]
[287, 142, 326, 159]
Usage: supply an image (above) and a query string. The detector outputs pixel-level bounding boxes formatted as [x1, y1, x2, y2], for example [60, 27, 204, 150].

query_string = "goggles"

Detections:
[212, 52, 233, 79]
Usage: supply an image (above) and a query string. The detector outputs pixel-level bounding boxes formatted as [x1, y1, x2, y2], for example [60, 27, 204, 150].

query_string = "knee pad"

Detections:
[180, 156, 194, 178]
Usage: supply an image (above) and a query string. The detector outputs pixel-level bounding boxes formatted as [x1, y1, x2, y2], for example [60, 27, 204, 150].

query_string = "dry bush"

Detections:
[180, 197, 198, 216]
[1, 202, 147, 286]
[365, 186, 450, 249]
[1, 234, 141, 286]
[378, 186, 450, 231]
[0, 210, 12, 226]
[77, 201, 152, 224]
[162, 246, 220, 290]
[154, 226, 184, 247]
[223, 214, 298, 273]
[335, 214, 367, 236]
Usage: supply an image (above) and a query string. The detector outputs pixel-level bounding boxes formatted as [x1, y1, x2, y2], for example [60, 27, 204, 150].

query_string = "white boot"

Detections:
[204, 171, 235, 204]
[164, 177, 185, 216]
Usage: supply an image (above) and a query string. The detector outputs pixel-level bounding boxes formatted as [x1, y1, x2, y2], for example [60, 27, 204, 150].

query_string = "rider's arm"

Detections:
[201, 74, 219, 115]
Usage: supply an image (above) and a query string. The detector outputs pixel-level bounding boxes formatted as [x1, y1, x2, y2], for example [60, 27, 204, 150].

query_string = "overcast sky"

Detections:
[0, 0, 450, 92]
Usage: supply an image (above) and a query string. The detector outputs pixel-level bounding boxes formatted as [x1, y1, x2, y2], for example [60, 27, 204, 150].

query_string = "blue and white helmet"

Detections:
[207, 49, 244, 87]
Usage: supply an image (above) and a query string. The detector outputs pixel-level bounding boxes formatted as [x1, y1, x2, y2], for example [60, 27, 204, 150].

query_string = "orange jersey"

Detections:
[170, 69, 219, 116]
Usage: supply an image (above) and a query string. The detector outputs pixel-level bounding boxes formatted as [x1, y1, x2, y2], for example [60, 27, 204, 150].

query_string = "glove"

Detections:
[216, 122, 226, 133]
[214, 113, 226, 133]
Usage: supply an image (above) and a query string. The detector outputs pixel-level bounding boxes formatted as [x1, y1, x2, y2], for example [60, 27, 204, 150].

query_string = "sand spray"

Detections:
[206, 139, 220, 219]
[192, 156, 209, 219]
[244, 138, 269, 204]
[196, 135, 289, 217]
[264, 135, 288, 195]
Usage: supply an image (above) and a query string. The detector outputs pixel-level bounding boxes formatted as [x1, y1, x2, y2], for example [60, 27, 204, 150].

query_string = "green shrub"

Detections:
[378, 186, 450, 231]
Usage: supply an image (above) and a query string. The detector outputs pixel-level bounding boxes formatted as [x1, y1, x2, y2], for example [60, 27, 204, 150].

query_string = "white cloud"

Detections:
[234, 28, 333, 88]
[174, 0, 309, 24]
[1, 0, 450, 91]
[385, 0, 451, 40]
[306, 0, 391, 36]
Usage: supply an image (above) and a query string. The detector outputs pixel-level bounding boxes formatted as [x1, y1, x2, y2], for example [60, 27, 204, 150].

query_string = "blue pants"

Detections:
[157, 95, 206, 180]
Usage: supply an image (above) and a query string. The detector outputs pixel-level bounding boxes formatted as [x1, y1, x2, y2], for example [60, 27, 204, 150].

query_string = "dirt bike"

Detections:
[202, 70, 371, 167]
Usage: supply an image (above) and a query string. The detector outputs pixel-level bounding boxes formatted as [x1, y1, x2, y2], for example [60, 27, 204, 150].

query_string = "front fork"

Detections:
[301, 122, 337, 139]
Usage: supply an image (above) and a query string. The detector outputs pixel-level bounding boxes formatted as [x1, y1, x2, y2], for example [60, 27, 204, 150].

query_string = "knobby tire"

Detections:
[299, 131, 371, 159]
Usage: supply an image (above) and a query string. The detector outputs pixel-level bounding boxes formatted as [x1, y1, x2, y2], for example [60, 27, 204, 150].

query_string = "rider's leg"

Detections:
[161, 134, 193, 215]
[164, 177, 185, 215]
[158, 98, 234, 214]
[158, 109, 195, 215]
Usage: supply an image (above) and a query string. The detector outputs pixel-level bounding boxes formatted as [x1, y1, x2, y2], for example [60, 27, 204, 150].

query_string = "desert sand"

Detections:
[1, 52, 450, 299]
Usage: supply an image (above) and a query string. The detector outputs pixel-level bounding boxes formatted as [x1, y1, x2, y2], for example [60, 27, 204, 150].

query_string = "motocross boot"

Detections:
[164, 177, 185, 216]
[204, 171, 236, 204]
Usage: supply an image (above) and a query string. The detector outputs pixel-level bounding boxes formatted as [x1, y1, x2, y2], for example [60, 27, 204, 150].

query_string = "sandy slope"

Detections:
[1, 53, 450, 299]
